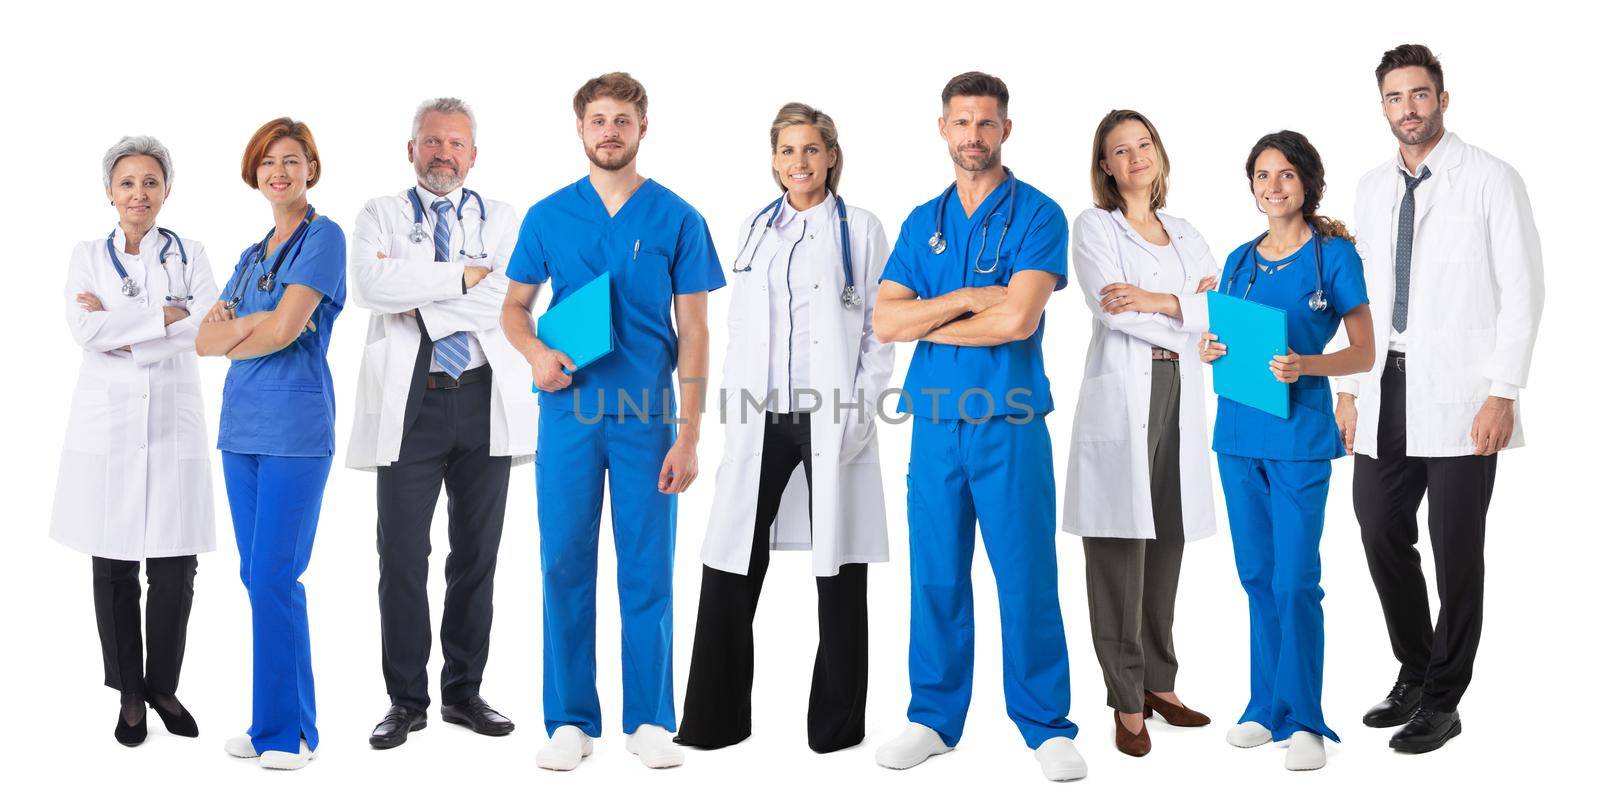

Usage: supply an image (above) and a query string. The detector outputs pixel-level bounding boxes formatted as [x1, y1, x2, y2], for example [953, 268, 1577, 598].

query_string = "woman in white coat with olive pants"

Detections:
[677, 103, 893, 754]
[1062, 111, 1218, 757]
[52, 136, 217, 746]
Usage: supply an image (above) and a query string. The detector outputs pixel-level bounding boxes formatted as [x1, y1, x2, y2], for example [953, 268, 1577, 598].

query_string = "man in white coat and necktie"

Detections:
[347, 97, 534, 749]
[1335, 44, 1543, 755]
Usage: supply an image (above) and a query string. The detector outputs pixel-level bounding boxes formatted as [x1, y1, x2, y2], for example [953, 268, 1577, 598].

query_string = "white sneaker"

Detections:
[259, 740, 317, 770]
[1035, 737, 1088, 782]
[224, 735, 257, 759]
[1226, 721, 1272, 748]
[536, 725, 594, 771]
[874, 723, 951, 770]
[626, 724, 684, 769]
[1285, 731, 1326, 771]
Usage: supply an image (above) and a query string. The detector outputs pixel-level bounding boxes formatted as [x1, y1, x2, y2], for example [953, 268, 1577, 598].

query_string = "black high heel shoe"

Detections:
[147, 691, 199, 738]
[114, 693, 147, 747]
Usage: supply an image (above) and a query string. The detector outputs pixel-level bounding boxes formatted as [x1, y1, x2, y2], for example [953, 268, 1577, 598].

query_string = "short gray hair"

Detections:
[412, 97, 476, 142]
[102, 135, 174, 190]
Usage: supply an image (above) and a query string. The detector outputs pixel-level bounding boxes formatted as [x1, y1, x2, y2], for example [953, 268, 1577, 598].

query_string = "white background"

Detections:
[3, 0, 1592, 798]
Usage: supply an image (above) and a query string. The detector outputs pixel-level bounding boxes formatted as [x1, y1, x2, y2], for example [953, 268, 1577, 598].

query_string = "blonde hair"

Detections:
[1090, 109, 1170, 213]
[768, 102, 843, 194]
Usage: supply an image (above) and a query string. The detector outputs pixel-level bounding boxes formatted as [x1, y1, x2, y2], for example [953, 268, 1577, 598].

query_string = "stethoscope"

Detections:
[104, 228, 191, 301]
[731, 194, 860, 308]
[927, 167, 1018, 275]
[1225, 229, 1329, 312]
[407, 187, 489, 261]
[222, 205, 316, 310]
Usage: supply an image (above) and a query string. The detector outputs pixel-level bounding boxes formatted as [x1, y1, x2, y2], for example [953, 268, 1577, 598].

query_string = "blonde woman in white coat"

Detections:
[53, 136, 217, 746]
[677, 103, 893, 754]
[1062, 110, 1218, 757]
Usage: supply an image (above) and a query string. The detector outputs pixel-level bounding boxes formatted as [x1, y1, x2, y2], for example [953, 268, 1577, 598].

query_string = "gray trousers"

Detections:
[1082, 358, 1186, 713]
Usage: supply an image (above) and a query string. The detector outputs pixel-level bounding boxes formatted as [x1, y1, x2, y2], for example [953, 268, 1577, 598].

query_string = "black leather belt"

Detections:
[427, 364, 491, 390]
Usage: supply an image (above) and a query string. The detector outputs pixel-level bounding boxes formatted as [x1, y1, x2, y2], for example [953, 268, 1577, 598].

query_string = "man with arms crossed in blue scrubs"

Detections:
[872, 71, 1084, 782]
[500, 72, 723, 771]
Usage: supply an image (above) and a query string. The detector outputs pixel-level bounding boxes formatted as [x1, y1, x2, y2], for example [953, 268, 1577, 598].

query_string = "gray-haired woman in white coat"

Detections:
[53, 136, 217, 746]
[1061, 110, 1218, 757]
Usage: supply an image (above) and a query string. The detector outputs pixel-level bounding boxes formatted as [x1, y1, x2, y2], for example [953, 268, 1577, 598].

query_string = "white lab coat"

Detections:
[1339, 132, 1544, 458]
[1062, 208, 1218, 541]
[702, 199, 894, 577]
[51, 229, 218, 560]
[345, 189, 535, 470]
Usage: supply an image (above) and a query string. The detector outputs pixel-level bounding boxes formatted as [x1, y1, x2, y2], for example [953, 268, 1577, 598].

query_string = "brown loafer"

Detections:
[1144, 692, 1212, 727]
[1115, 711, 1151, 757]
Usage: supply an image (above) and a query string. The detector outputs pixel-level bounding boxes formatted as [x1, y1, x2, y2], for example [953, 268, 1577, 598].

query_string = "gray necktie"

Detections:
[1392, 165, 1432, 333]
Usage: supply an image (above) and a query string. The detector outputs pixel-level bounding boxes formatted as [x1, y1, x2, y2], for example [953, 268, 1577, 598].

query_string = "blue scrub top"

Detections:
[880, 172, 1068, 421]
[507, 177, 725, 417]
[216, 215, 347, 458]
[1212, 233, 1367, 460]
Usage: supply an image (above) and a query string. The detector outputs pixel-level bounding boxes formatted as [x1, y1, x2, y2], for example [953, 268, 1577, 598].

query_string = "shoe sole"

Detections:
[370, 719, 427, 750]
[537, 740, 594, 771]
[442, 710, 514, 736]
[1391, 721, 1462, 754]
[1363, 708, 1420, 728]
[877, 746, 953, 770]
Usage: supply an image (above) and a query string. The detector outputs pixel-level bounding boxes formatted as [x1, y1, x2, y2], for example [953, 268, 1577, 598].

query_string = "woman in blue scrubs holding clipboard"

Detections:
[1199, 131, 1374, 772]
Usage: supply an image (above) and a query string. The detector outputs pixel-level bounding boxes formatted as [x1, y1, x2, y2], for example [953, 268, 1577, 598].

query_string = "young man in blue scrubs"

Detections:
[501, 72, 723, 772]
[871, 72, 1085, 782]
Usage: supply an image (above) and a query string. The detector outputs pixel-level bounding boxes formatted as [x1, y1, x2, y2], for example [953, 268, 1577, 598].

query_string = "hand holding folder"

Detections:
[533, 272, 614, 392]
[1205, 291, 1289, 418]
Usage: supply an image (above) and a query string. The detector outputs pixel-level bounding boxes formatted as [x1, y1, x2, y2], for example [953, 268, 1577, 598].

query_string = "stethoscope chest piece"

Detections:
[120, 277, 140, 298]
[840, 284, 861, 308]
[928, 232, 946, 255]
[257, 274, 276, 293]
[1308, 291, 1328, 312]
[409, 222, 428, 244]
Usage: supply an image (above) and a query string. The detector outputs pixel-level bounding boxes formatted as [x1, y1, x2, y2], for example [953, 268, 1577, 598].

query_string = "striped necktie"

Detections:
[430, 198, 471, 379]
[1391, 165, 1431, 334]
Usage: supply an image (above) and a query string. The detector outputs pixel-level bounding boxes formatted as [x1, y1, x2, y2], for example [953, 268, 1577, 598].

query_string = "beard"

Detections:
[948, 142, 1000, 173]
[585, 139, 639, 172]
[418, 161, 464, 194]
[1390, 106, 1444, 146]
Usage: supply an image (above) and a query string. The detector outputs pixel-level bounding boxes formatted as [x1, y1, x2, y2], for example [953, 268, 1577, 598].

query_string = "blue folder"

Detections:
[534, 271, 613, 388]
[1207, 291, 1289, 419]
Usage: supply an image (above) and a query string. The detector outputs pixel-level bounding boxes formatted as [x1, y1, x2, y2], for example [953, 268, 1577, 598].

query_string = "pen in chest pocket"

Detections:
[634, 239, 640, 261]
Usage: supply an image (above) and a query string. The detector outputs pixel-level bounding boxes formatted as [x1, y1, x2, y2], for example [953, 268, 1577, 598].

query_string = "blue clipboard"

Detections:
[1207, 291, 1289, 419]
[534, 271, 613, 391]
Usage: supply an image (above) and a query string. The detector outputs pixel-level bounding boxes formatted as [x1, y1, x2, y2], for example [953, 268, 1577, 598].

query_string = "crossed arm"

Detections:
[195, 284, 323, 360]
[873, 269, 1059, 346]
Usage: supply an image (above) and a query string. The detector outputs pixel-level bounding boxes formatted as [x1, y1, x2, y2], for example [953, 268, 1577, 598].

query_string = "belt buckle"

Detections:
[430, 373, 462, 391]
[1394, 354, 1406, 373]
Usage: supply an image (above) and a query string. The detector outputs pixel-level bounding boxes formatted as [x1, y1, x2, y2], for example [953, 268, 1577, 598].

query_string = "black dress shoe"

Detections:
[1390, 708, 1462, 754]
[114, 693, 147, 747]
[1363, 681, 1422, 728]
[147, 692, 199, 738]
[441, 696, 514, 736]
[369, 705, 428, 750]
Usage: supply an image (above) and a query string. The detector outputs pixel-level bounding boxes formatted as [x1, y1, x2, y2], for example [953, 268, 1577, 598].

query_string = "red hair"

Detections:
[241, 117, 321, 189]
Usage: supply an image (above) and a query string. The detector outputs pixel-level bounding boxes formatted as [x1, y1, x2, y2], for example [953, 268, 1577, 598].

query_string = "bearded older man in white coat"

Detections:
[347, 97, 533, 750]
[1336, 45, 1543, 756]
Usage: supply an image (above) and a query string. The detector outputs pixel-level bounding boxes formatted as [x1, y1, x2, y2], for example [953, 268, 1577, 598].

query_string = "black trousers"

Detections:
[1354, 354, 1497, 712]
[678, 412, 869, 753]
[92, 554, 197, 697]
[375, 378, 512, 710]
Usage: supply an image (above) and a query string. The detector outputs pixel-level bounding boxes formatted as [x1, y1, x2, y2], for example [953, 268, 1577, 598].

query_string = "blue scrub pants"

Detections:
[535, 409, 676, 737]
[905, 415, 1077, 748]
[1216, 454, 1340, 742]
[221, 451, 331, 754]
